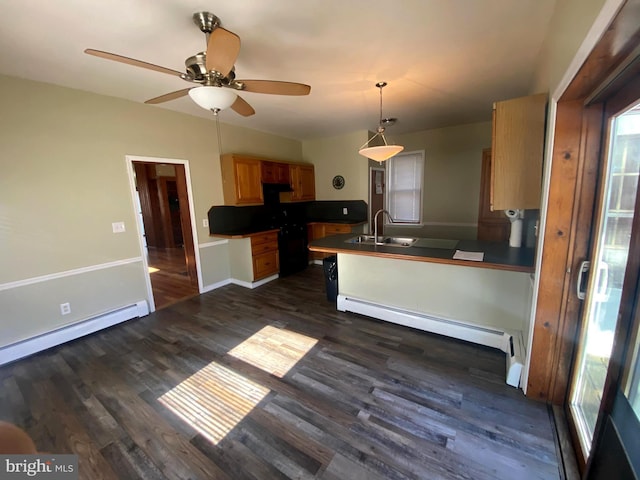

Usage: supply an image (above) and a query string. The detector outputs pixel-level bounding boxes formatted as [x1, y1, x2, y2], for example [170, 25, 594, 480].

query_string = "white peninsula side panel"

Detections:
[337, 253, 531, 337]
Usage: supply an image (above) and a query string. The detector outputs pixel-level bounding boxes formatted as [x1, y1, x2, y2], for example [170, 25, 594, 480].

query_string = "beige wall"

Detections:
[531, 0, 612, 94]
[301, 130, 370, 201]
[386, 121, 492, 239]
[0, 74, 301, 347]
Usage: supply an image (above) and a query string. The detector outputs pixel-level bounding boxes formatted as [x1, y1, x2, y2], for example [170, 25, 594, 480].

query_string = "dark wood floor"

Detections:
[147, 246, 199, 310]
[0, 266, 562, 479]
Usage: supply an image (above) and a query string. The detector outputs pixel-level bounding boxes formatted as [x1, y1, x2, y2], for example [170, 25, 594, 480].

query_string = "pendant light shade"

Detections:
[188, 86, 237, 111]
[358, 142, 404, 162]
[358, 82, 404, 162]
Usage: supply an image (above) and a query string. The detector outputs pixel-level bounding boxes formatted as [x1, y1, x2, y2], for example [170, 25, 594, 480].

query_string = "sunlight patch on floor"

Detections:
[228, 325, 318, 377]
[148, 266, 160, 273]
[159, 361, 269, 445]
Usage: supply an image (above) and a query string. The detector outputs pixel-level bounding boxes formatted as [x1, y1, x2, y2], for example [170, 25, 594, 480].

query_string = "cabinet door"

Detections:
[491, 93, 546, 210]
[261, 161, 277, 183]
[290, 164, 315, 201]
[253, 251, 279, 280]
[234, 158, 263, 204]
[298, 165, 316, 200]
[276, 163, 291, 184]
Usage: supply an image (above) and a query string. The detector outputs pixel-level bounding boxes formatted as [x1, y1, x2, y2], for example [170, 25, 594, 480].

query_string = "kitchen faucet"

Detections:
[373, 209, 395, 245]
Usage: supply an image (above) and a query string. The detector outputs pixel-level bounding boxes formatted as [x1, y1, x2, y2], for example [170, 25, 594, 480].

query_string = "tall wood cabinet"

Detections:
[491, 93, 547, 210]
[221, 154, 264, 205]
[477, 149, 511, 242]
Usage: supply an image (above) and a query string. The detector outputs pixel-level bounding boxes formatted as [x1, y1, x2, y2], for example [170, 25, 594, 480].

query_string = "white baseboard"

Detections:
[230, 274, 279, 289]
[201, 278, 233, 293]
[201, 274, 279, 293]
[504, 330, 525, 388]
[337, 295, 524, 387]
[0, 301, 149, 366]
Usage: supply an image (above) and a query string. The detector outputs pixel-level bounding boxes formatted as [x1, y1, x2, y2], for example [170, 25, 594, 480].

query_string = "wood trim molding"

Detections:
[527, 0, 640, 404]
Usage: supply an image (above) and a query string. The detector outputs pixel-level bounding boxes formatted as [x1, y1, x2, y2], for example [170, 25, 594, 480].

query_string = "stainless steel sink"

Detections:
[381, 236, 418, 247]
[346, 235, 417, 247]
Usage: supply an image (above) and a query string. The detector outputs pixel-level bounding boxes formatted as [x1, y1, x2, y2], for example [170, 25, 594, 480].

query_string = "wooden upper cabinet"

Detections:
[289, 164, 316, 201]
[221, 154, 263, 205]
[477, 148, 511, 242]
[221, 154, 314, 205]
[491, 93, 547, 210]
[261, 161, 290, 184]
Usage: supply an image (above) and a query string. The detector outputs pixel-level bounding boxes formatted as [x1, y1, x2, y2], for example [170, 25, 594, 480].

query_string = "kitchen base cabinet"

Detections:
[226, 230, 280, 285]
[250, 232, 279, 280]
[307, 223, 359, 262]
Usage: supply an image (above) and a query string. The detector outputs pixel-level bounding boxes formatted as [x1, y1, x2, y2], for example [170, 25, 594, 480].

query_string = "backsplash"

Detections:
[208, 200, 368, 235]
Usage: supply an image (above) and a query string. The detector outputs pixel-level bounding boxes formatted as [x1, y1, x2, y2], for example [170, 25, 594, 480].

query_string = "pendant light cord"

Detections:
[213, 108, 223, 154]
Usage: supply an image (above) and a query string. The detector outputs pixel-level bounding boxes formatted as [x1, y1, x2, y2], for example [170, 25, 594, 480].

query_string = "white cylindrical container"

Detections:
[509, 218, 523, 247]
[505, 209, 524, 248]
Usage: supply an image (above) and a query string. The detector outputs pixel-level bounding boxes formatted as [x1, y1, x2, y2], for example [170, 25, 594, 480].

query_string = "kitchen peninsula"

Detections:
[309, 234, 535, 387]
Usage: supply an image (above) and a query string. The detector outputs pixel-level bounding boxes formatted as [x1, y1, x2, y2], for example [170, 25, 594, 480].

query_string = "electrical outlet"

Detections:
[112, 221, 125, 233]
[343, 207, 348, 215]
[60, 302, 71, 315]
[203, 219, 209, 228]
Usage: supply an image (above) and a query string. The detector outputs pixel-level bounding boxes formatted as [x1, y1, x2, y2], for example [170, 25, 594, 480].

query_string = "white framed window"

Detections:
[386, 150, 424, 224]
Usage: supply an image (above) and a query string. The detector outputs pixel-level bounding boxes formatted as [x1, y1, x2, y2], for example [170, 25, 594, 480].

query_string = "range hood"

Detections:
[262, 182, 293, 192]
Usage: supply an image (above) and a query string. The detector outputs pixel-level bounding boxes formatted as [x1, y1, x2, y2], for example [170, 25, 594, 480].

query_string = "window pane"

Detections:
[387, 152, 424, 224]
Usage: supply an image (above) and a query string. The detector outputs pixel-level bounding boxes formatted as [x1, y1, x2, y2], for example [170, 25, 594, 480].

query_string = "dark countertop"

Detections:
[209, 220, 366, 237]
[306, 220, 367, 225]
[308, 233, 535, 273]
[209, 229, 280, 239]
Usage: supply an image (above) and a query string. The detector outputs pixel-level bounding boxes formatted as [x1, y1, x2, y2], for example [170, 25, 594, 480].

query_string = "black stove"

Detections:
[274, 207, 308, 277]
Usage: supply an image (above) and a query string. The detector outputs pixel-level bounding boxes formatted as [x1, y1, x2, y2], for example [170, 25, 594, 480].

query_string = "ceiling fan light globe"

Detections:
[358, 145, 404, 162]
[188, 86, 237, 111]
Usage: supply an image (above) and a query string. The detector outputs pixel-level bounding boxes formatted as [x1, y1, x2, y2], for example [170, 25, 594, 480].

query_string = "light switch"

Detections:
[203, 219, 209, 228]
[112, 221, 126, 233]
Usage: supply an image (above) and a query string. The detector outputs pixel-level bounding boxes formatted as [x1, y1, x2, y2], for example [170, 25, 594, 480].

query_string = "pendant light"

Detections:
[358, 82, 404, 162]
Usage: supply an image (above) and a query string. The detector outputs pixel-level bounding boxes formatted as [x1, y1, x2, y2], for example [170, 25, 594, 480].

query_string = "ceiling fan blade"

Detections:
[230, 95, 255, 117]
[144, 88, 192, 104]
[238, 80, 311, 96]
[84, 49, 184, 77]
[206, 28, 241, 77]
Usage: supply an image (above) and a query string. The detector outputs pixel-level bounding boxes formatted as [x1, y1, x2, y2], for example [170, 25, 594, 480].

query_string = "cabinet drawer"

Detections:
[251, 241, 278, 255]
[324, 224, 352, 234]
[251, 232, 278, 247]
[253, 251, 279, 280]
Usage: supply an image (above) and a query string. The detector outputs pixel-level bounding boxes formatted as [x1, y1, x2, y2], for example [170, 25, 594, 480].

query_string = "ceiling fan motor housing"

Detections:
[193, 12, 220, 34]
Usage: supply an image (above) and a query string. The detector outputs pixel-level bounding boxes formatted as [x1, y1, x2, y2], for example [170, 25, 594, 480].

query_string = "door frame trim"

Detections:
[369, 166, 385, 234]
[125, 155, 203, 312]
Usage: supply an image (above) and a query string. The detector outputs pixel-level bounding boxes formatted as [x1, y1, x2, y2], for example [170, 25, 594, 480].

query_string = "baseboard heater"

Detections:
[337, 295, 524, 388]
[0, 301, 149, 366]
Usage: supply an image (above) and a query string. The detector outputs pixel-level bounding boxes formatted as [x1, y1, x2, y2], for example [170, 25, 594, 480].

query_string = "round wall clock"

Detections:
[332, 175, 345, 190]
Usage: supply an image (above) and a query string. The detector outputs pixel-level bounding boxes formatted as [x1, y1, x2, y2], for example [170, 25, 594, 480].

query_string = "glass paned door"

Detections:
[569, 103, 640, 456]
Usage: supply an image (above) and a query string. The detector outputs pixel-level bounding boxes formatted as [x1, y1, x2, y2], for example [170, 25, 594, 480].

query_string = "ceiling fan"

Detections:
[85, 12, 311, 117]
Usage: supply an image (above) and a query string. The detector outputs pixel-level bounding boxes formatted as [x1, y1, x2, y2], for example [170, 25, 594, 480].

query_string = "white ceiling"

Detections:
[0, 0, 556, 140]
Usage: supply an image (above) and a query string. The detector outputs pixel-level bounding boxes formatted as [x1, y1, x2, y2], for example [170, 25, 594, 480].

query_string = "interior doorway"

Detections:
[127, 157, 200, 311]
[369, 166, 385, 234]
